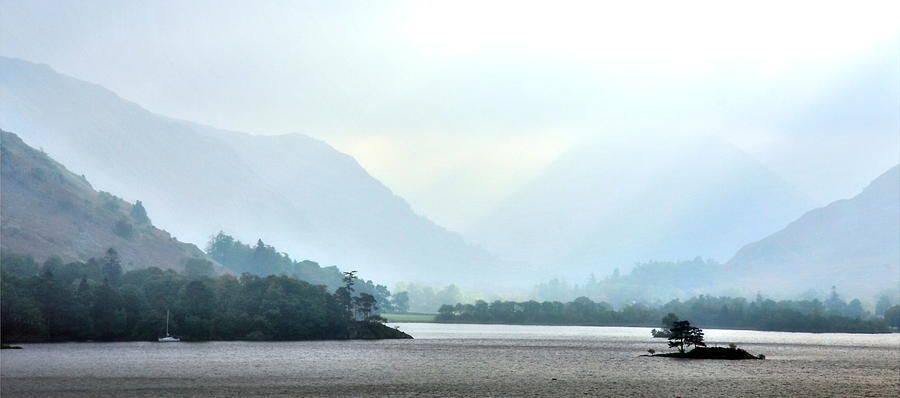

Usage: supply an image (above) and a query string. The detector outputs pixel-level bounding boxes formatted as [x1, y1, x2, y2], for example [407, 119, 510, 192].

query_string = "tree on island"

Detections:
[336, 271, 382, 322]
[335, 270, 357, 319]
[652, 312, 679, 337]
[667, 320, 706, 353]
[662, 313, 679, 328]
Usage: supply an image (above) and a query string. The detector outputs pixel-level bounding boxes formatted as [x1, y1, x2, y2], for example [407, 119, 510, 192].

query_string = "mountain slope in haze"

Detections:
[468, 134, 814, 277]
[0, 57, 494, 283]
[0, 130, 208, 270]
[728, 165, 900, 294]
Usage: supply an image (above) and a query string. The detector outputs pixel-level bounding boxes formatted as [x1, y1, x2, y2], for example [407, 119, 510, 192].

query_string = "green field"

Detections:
[381, 313, 437, 322]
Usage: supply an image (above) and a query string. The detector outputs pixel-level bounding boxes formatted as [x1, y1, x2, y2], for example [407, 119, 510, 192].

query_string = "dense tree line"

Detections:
[532, 258, 723, 306]
[392, 282, 464, 313]
[0, 251, 398, 342]
[531, 259, 899, 315]
[206, 232, 397, 311]
[884, 305, 900, 328]
[390, 282, 528, 314]
[435, 294, 891, 333]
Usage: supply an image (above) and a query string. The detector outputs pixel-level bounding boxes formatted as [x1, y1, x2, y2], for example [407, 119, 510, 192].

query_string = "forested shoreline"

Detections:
[0, 251, 409, 343]
[3, 247, 894, 342]
[435, 295, 893, 333]
[206, 233, 397, 309]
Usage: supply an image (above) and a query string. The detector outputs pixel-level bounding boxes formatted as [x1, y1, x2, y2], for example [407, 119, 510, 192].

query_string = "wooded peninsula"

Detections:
[0, 251, 410, 342]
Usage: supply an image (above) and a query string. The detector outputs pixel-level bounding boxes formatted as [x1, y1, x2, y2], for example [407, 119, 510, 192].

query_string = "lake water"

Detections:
[2, 323, 898, 397]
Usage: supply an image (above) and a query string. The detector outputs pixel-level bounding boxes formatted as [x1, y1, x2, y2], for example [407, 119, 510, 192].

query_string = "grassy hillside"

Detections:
[0, 130, 208, 271]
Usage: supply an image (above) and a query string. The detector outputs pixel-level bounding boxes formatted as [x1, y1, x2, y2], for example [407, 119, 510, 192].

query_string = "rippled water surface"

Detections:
[2, 323, 898, 397]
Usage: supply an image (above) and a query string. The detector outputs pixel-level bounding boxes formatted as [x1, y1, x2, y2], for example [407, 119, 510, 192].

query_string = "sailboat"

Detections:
[158, 309, 180, 342]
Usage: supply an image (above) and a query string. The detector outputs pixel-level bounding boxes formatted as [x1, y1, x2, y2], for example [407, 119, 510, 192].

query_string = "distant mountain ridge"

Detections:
[0, 56, 494, 283]
[467, 134, 814, 277]
[0, 130, 208, 270]
[728, 165, 900, 294]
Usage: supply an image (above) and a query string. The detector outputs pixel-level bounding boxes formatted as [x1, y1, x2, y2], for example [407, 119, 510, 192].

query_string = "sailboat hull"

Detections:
[159, 309, 180, 341]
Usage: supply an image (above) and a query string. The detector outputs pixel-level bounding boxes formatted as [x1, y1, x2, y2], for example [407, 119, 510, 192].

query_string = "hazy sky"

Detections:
[2, 0, 898, 231]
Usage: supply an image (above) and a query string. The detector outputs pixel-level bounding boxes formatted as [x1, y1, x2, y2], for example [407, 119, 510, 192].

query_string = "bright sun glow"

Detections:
[333, 131, 574, 231]
[406, 0, 900, 73]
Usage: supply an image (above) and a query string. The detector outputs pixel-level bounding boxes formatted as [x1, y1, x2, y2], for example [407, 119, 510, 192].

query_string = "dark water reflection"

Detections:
[2, 323, 898, 397]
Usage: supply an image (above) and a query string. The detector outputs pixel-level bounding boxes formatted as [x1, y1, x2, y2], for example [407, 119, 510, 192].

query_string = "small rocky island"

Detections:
[647, 318, 764, 360]
[654, 346, 763, 360]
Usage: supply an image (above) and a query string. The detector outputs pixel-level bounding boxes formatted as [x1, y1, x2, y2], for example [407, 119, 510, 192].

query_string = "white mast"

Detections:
[158, 309, 180, 342]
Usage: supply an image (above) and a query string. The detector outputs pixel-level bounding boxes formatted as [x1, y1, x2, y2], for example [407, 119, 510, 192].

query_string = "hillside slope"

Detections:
[0, 130, 208, 270]
[0, 57, 494, 283]
[728, 165, 900, 294]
